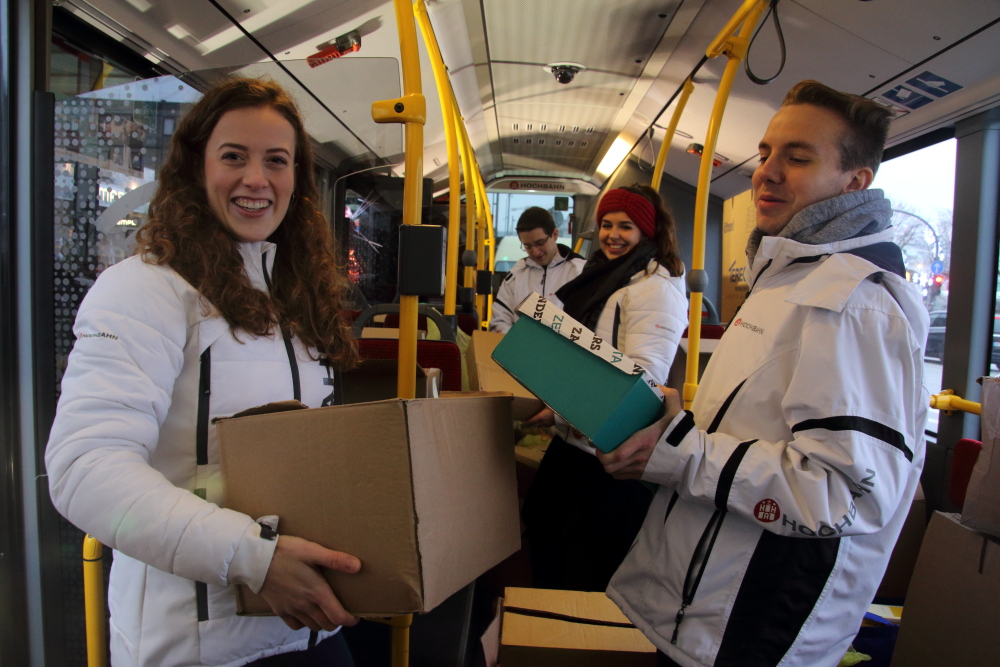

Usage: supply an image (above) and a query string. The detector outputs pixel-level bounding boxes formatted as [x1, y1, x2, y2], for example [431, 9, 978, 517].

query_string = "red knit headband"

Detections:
[597, 189, 656, 239]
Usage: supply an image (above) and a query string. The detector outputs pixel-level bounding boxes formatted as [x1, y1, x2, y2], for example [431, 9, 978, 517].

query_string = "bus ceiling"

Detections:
[57, 0, 1000, 199]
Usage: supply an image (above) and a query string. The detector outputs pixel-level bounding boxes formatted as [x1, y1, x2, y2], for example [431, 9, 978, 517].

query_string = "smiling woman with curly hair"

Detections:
[46, 78, 361, 667]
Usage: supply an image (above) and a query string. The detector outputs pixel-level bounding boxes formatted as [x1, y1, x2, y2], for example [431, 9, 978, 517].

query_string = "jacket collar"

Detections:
[523, 243, 579, 270]
[748, 228, 895, 286]
[238, 241, 277, 293]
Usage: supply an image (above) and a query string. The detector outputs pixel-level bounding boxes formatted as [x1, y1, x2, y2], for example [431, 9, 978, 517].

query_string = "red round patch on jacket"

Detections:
[754, 498, 781, 523]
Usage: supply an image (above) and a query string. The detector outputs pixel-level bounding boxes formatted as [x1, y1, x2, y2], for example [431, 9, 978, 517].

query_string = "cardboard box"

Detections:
[720, 188, 756, 323]
[876, 482, 927, 599]
[491, 293, 664, 453]
[962, 376, 1000, 536]
[890, 512, 1000, 666]
[218, 395, 521, 616]
[467, 330, 545, 421]
[486, 587, 656, 667]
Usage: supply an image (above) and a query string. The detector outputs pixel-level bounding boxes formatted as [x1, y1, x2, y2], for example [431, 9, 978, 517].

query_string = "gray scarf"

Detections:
[746, 189, 892, 269]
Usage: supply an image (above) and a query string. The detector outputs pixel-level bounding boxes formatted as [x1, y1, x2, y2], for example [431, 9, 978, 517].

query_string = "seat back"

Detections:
[948, 438, 982, 509]
[357, 338, 463, 392]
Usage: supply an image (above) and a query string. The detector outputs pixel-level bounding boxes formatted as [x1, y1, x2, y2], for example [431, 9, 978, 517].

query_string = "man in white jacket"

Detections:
[598, 81, 929, 667]
[489, 206, 585, 332]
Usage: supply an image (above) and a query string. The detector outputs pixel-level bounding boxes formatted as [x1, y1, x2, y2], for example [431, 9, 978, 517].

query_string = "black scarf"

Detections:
[556, 241, 657, 331]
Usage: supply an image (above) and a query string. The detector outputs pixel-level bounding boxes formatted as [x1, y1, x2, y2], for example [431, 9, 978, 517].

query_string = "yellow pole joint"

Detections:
[718, 32, 752, 61]
[930, 389, 982, 416]
[706, 0, 769, 58]
[372, 94, 427, 125]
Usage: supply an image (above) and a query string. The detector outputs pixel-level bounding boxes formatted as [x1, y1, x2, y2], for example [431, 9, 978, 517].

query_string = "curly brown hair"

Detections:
[619, 183, 684, 277]
[134, 77, 358, 369]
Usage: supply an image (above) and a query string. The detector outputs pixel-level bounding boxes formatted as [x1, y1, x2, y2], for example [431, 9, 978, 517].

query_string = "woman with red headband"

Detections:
[523, 183, 688, 592]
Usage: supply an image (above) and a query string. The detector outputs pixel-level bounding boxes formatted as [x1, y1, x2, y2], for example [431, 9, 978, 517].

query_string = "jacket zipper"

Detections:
[669, 377, 744, 642]
[541, 264, 548, 298]
[261, 251, 301, 401]
[671, 510, 726, 643]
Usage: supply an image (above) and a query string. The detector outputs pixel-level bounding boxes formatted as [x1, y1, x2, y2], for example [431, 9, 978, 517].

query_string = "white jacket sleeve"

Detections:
[489, 272, 518, 333]
[45, 263, 276, 591]
[621, 275, 687, 385]
[641, 303, 923, 538]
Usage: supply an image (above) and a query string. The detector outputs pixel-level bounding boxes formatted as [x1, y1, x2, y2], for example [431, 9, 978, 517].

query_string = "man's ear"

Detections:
[552, 228, 559, 241]
[843, 166, 874, 193]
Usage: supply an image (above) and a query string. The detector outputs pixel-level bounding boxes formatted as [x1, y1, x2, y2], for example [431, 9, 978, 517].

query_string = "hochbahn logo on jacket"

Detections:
[732, 318, 765, 335]
[754, 498, 780, 522]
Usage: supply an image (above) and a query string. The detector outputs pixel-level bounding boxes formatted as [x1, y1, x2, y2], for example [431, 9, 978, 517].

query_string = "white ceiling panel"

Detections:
[794, 0, 1000, 65]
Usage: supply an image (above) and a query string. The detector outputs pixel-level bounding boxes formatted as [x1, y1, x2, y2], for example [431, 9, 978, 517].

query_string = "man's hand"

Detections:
[596, 386, 682, 480]
[259, 535, 361, 632]
[523, 406, 556, 428]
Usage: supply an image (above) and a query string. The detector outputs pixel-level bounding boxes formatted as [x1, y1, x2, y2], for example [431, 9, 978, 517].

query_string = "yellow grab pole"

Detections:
[573, 237, 584, 254]
[458, 115, 476, 290]
[650, 78, 695, 192]
[414, 0, 461, 318]
[473, 170, 494, 327]
[371, 1, 424, 661]
[930, 390, 982, 415]
[684, 0, 768, 410]
[83, 535, 107, 667]
[375, 0, 425, 403]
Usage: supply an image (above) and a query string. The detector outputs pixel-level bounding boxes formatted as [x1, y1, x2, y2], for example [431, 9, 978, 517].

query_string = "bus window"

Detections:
[490, 192, 575, 271]
[872, 138, 957, 436]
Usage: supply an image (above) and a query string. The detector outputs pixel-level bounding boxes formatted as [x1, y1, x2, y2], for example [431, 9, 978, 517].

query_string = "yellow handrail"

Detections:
[930, 390, 982, 415]
[83, 535, 107, 667]
[650, 78, 695, 192]
[371, 0, 425, 661]
[458, 114, 476, 291]
[414, 0, 461, 318]
[683, 0, 768, 410]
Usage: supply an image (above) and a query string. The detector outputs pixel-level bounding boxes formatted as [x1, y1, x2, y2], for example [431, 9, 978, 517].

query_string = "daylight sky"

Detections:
[872, 138, 957, 225]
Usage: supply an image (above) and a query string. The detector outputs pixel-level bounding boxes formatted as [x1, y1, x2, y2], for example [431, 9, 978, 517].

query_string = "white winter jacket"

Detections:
[490, 244, 585, 333]
[560, 260, 688, 452]
[608, 229, 929, 667]
[46, 242, 342, 667]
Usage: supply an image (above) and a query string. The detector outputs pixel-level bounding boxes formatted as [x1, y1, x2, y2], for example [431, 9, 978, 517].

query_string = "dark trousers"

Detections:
[247, 632, 354, 666]
[657, 650, 682, 666]
[522, 436, 654, 592]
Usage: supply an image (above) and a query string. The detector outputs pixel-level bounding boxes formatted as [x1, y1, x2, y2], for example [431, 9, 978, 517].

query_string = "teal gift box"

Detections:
[491, 293, 665, 453]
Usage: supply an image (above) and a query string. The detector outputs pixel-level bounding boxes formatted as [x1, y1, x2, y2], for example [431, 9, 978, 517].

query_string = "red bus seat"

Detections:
[357, 338, 463, 392]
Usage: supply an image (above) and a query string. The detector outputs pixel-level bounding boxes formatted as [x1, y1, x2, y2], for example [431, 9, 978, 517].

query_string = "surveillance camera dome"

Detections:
[544, 62, 587, 85]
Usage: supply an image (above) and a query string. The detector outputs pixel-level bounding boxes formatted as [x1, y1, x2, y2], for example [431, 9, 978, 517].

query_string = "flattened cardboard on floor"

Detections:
[497, 587, 656, 667]
[466, 330, 544, 421]
[890, 512, 1000, 666]
[218, 395, 520, 616]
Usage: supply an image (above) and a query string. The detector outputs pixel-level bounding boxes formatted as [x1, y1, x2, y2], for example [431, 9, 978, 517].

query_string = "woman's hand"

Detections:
[259, 535, 361, 632]
[596, 386, 681, 480]
[523, 406, 556, 428]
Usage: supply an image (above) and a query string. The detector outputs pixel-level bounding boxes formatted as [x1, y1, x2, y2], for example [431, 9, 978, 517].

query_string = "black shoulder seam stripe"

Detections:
[715, 440, 757, 511]
[493, 297, 513, 314]
[612, 303, 622, 349]
[792, 416, 912, 462]
[788, 254, 825, 266]
[707, 379, 747, 434]
[666, 410, 695, 446]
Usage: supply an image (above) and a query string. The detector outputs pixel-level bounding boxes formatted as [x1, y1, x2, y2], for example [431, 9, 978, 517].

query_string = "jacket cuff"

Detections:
[228, 520, 280, 594]
[641, 409, 697, 486]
